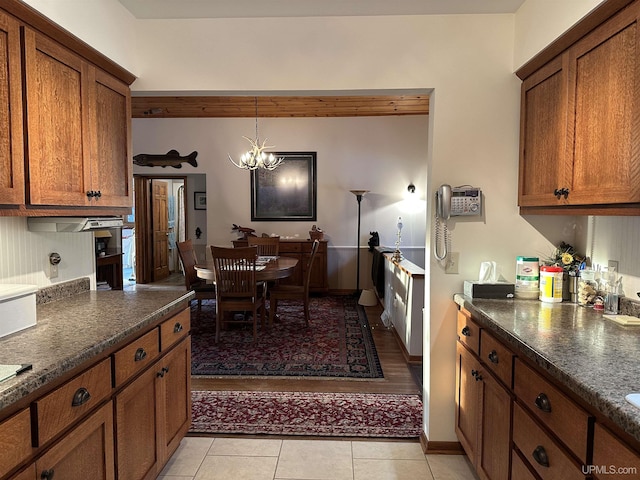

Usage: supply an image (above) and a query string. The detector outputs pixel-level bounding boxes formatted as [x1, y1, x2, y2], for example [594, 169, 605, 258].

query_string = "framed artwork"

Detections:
[194, 191, 207, 210]
[251, 152, 317, 221]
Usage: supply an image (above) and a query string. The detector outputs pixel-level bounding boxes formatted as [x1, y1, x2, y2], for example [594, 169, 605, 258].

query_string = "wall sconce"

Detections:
[407, 184, 416, 194]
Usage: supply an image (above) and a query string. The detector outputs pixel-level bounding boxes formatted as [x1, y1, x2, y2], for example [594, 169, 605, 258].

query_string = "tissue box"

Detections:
[464, 281, 515, 299]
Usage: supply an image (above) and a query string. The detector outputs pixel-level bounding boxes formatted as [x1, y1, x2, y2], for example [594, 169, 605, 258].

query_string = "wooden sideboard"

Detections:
[232, 239, 328, 293]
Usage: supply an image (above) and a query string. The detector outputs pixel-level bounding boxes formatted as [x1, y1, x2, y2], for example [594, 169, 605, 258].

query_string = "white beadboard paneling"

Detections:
[0, 218, 95, 288]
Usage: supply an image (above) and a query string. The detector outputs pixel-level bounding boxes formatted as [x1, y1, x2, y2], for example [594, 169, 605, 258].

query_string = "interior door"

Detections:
[152, 180, 170, 281]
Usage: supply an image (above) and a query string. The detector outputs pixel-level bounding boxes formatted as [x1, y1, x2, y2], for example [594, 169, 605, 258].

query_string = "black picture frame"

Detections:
[251, 152, 317, 221]
[194, 191, 206, 210]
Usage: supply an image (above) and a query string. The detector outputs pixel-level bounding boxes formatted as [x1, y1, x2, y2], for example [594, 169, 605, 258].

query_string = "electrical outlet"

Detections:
[608, 260, 619, 272]
[445, 252, 459, 274]
[50, 263, 58, 279]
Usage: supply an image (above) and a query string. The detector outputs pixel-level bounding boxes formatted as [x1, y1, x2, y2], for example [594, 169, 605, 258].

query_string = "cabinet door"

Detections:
[518, 54, 570, 207]
[35, 402, 115, 480]
[92, 69, 132, 207]
[567, 3, 640, 205]
[455, 341, 482, 466]
[0, 10, 24, 205]
[23, 28, 93, 206]
[478, 370, 512, 480]
[115, 366, 160, 480]
[157, 338, 191, 465]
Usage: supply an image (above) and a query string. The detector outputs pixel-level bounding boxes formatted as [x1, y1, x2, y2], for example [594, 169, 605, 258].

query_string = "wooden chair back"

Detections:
[247, 236, 280, 256]
[210, 245, 259, 299]
[303, 240, 320, 297]
[176, 239, 200, 290]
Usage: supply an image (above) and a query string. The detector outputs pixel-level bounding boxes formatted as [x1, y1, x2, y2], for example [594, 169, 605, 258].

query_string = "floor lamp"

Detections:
[350, 190, 369, 297]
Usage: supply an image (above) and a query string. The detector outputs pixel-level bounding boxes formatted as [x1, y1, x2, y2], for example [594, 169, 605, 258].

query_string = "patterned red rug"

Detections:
[190, 295, 383, 379]
[190, 390, 423, 437]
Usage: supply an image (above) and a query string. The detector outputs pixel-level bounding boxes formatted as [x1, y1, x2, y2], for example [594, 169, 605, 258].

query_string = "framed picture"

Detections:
[251, 152, 317, 221]
[194, 191, 207, 210]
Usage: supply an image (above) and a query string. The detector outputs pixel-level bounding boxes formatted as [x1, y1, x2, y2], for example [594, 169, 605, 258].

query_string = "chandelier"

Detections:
[228, 97, 284, 171]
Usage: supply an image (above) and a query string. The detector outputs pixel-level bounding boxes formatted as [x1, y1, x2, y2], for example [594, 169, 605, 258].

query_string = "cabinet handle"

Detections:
[532, 445, 550, 467]
[554, 188, 562, 199]
[41, 469, 55, 480]
[86, 190, 95, 198]
[487, 350, 499, 364]
[461, 326, 471, 337]
[157, 369, 165, 378]
[534, 393, 552, 413]
[95, 190, 102, 198]
[174, 322, 183, 333]
[561, 188, 569, 199]
[71, 387, 91, 407]
[471, 369, 483, 381]
[162, 366, 169, 374]
[134, 348, 147, 362]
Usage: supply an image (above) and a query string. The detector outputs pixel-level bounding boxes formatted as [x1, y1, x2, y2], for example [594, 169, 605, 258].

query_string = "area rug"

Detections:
[190, 295, 383, 379]
[190, 390, 422, 438]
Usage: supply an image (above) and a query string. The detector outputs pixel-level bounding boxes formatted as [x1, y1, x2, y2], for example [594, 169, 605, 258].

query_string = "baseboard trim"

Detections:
[419, 432, 465, 455]
[390, 326, 423, 363]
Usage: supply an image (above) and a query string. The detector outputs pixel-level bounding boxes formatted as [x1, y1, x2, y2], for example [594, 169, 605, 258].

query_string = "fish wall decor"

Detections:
[133, 150, 198, 168]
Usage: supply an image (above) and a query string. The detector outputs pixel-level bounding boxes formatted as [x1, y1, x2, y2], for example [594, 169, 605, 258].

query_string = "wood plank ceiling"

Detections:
[131, 95, 430, 118]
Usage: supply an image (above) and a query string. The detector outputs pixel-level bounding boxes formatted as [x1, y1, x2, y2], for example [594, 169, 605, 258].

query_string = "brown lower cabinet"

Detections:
[0, 307, 191, 480]
[455, 311, 512, 480]
[456, 304, 640, 480]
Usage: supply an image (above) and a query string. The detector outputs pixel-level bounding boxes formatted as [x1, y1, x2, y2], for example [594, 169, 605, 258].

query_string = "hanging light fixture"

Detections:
[228, 97, 284, 171]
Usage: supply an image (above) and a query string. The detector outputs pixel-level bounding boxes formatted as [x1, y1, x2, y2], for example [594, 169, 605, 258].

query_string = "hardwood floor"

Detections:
[191, 301, 422, 395]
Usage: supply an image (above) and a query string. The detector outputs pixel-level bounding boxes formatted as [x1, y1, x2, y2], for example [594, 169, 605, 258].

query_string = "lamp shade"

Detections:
[358, 288, 378, 306]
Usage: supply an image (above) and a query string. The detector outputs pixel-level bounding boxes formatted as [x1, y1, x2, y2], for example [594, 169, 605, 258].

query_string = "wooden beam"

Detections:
[131, 95, 429, 118]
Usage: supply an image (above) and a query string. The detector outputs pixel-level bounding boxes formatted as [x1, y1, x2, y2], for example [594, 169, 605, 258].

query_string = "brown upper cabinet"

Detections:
[518, 1, 640, 214]
[0, 10, 24, 205]
[0, 2, 134, 213]
[24, 29, 132, 208]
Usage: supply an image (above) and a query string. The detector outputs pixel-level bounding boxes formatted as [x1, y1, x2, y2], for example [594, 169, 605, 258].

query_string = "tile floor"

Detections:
[159, 436, 478, 480]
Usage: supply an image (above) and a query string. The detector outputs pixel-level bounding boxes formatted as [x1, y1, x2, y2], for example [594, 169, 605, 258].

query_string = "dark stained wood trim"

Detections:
[131, 95, 430, 118]
[516, 0, 635, 80]
[0, 0, 136, 84]
[0, 205, 131, 216]
[420, 432, 466, 454]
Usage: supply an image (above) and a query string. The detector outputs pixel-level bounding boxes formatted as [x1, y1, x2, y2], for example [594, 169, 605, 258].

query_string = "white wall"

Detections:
[132, 115, 429, 290]
[0, 218, 95, 288]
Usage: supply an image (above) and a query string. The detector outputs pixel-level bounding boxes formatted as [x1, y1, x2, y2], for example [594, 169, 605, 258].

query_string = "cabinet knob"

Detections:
[487, 350, 499, 364]
[554, 188, 562, 199]
[534, 393, 552, 413]
[174, 322, 183, 333]
[532, 445, 550, 467]
[134, 348, 147, 362]
[461, 326, 471, 337]
[71, 387, 91, 407]
[41, 469, 55, 480]
[471, 369, 482, 381]
[86, 190, 95, 198]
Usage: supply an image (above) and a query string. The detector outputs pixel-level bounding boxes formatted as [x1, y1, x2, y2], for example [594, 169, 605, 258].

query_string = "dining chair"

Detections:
[210, 245, 265, 343]
[176, 239, 216, 316]
[247, 236, 280, 256]
[268, 239, 320, 327]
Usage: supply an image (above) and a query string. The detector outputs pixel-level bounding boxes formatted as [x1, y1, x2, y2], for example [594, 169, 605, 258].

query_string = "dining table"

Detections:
[194, 256, 299, 283]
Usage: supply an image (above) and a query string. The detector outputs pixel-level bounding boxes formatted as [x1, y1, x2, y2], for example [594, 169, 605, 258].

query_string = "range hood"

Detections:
[27, 217, 123, 233]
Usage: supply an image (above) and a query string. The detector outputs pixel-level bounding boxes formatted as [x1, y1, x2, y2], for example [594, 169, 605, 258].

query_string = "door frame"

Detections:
[134, 175, 188, 284]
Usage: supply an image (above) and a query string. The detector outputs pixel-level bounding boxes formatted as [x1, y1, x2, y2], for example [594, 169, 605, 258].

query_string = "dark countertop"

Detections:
[454, 294, 640, 444]
[0, 289, 193, 412]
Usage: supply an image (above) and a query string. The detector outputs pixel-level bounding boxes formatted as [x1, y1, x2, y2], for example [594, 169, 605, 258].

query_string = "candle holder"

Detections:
[391, 216, 403, 262]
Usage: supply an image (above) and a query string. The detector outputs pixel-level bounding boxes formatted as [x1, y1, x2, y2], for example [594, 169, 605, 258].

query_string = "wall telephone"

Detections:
[434, 184, 482, 261]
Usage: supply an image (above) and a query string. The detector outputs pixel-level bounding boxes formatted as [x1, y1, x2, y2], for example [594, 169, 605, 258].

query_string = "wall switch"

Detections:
[50, 263, 58, 279]
[445, 252, 459, 274]
[608, 260, 619, 272]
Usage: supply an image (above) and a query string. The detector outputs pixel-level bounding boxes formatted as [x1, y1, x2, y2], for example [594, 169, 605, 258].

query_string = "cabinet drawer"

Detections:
[113, 328, 160, 387]
[34, 358, 112, 446]
[592, 423, 640, 479]
[457, 309, 480, 354]
[0, 408, 32, 476]
[513, 403, 584, 480]
[279, 242, 301, 253]
[160, 308, 190, 351]
[480, 330, 514, 387]
[514, 358, 590, 462]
